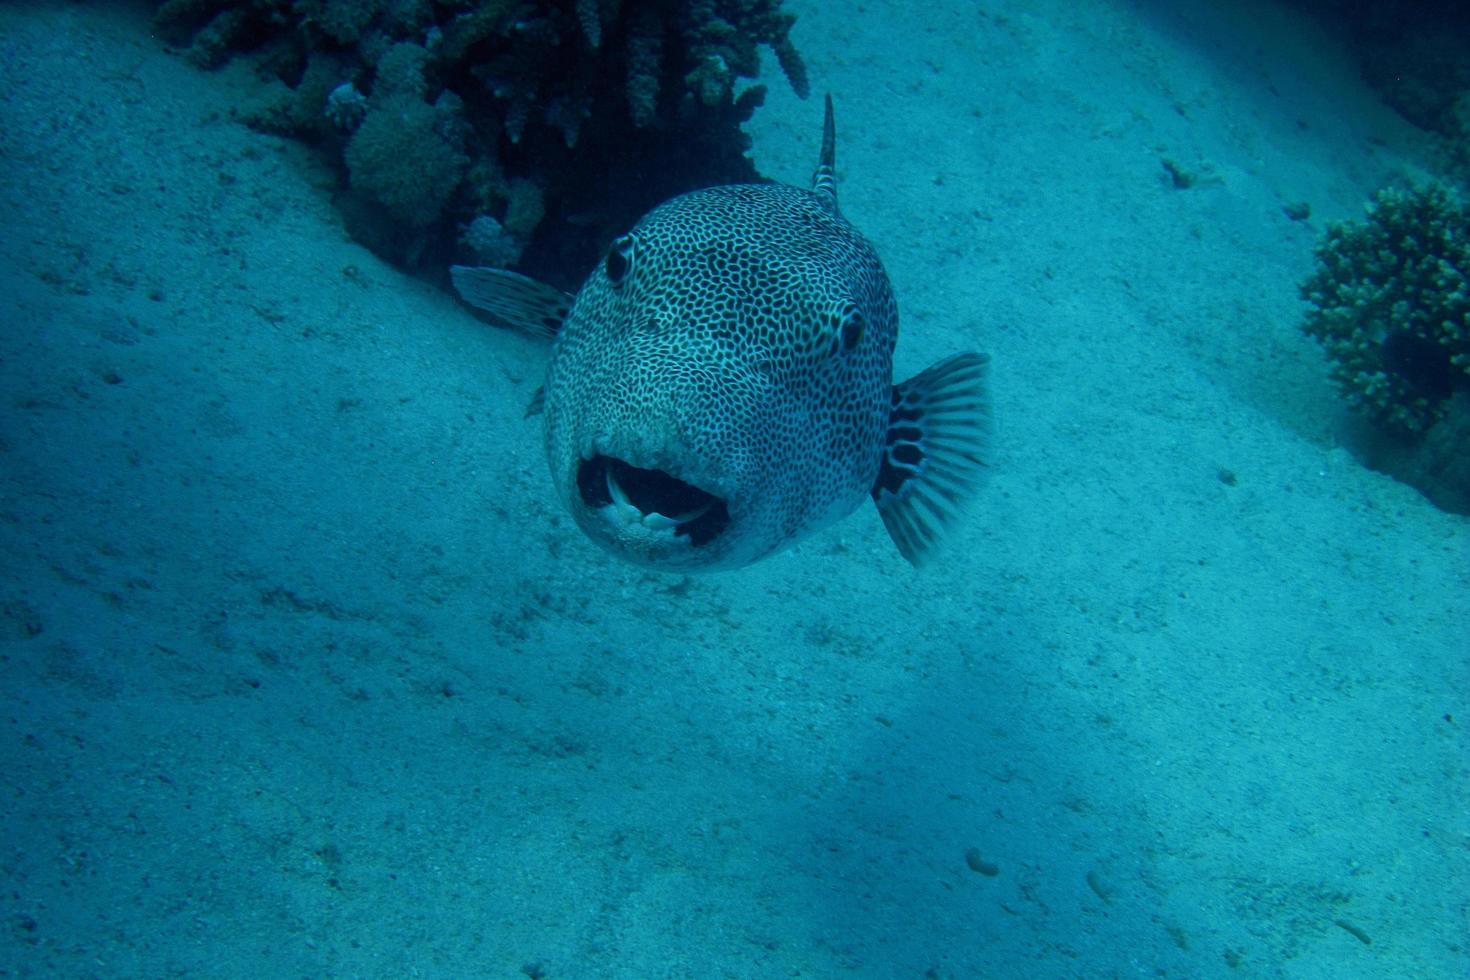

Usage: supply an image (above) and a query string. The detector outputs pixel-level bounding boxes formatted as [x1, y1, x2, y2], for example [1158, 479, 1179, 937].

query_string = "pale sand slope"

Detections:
[0, 0, 1465, 977]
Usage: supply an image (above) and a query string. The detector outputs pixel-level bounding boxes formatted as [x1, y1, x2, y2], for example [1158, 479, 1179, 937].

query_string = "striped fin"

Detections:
[811, 93, 838, 214]
[450, 265, 572, 340]
[871, 353, 992, 566]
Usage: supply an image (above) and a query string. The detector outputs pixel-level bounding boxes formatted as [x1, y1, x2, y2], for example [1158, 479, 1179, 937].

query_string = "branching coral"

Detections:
[1301, 183, 1470, 434]
[154, 0, 808, 278]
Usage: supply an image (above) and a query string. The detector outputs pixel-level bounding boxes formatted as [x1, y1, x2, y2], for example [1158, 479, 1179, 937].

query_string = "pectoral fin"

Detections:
[450, 265, 572, 340]
[871, 352, 992, 565]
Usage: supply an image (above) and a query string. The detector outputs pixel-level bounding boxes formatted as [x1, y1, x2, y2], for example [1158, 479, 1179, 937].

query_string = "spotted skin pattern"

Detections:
[544, 181, 899, 569]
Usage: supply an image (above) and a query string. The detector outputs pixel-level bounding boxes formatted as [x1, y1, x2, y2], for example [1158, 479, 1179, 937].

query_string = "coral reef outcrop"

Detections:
[152, 0, 809, 282]
[1301, 183, 1470, 511]
[1301, 184, 1470, 435]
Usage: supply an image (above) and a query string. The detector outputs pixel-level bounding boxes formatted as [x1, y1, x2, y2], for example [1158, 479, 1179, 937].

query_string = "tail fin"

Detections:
[871, 353, 992, 565]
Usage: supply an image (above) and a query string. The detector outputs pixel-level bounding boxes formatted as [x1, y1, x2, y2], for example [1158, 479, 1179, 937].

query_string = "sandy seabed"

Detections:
[1, 1, 1465, 977]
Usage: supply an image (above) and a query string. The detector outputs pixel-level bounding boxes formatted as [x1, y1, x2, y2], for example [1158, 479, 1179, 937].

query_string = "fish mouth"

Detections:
[575, 455, 730, 547]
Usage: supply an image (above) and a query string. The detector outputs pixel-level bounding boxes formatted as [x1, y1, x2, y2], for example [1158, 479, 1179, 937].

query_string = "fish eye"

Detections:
[605, 234, 635, 287]
[838, 303, 865, 351]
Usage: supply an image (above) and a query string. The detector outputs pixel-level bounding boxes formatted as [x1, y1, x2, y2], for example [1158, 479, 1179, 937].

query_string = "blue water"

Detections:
[1, 2, 1466, 977]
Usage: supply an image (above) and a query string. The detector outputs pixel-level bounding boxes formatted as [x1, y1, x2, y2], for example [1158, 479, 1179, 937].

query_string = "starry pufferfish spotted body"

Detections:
[452, 96, 991, 571]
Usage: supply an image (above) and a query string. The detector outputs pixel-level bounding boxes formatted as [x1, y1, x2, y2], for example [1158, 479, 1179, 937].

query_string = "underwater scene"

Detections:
[1, 0, 1466, 976]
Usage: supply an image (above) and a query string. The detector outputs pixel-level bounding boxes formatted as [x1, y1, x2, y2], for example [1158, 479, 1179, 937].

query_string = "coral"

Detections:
[625, 8, 664, 127]
[1301, 183, 1470, 434]
[345, 95, 467, 228]
[183, 7, 250, 67]
[503, 178, 545, 238]
[156, 0, 807, 280]
[438, 1, 519, 64]
[773, 35, 809, 100]
[575, 0, 603, 48]
[383, 0, 433, 35]
[461, 214, 524, 266]
[296, 0, 385, 44]
[373, 41, 431, 100]
[242, 52, 350, 139]
[325, 81, 368, 130]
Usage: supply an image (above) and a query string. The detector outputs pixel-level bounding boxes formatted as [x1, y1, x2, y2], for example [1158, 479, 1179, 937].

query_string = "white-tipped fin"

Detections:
[450, 265, 572, 340]
[870, 352, 991, 566]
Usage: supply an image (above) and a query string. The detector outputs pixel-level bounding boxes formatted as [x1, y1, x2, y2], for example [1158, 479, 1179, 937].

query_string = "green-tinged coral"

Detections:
[374, 41, 431, 99]
[1301, 183, 1470, 434]
[345, 95, 467, 228]
[773, 35, 809, 100]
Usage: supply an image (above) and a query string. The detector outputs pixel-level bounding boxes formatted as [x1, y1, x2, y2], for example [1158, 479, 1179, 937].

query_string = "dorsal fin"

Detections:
[811, 93, 838, 214]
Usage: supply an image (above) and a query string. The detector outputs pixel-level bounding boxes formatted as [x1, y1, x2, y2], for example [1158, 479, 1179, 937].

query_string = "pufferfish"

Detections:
[452, 96, 990, 571]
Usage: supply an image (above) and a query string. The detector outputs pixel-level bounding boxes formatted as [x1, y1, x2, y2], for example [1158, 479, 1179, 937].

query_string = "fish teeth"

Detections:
[604, 465, 712, 529]
[642, 500, 713, 530]
[604, 465, 642, 525]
